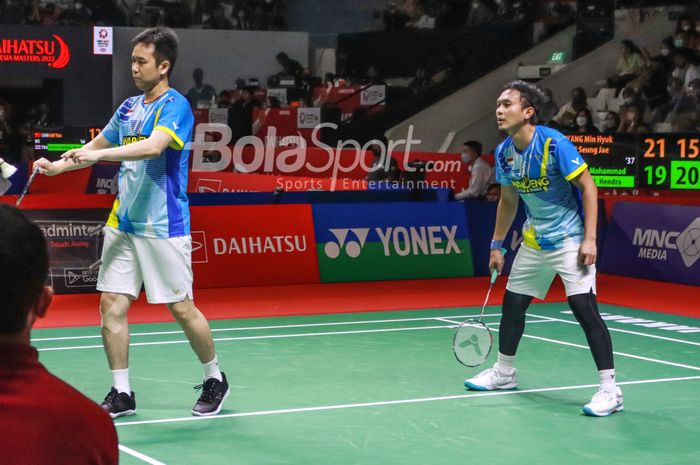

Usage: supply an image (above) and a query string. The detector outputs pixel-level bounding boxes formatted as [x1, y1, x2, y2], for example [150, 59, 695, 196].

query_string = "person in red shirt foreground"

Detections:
[0, 204, 118, 465]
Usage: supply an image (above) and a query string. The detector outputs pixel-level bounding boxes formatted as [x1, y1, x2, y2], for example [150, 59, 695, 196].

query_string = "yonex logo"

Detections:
[324, 228, 369, 259]
[324, 226, 461, 259]
[191, 231, 209, 263]
[172, 122, 179, 130]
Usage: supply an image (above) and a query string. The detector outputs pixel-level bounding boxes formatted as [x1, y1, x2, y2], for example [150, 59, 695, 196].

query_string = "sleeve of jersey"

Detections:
[556, 137, 588, 181]
[153, 98, 194, 150]
[494, 144, 511, 185]
[101, 105, 123, 146]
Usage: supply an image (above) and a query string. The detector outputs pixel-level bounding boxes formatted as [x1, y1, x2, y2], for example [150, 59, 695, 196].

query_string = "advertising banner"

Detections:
[25, 209, 110, 294]
[313, 202, 473, 282]
[600, 202, 700, 286]
[86, 163, 120, 194]
[190, 204, 320, 287]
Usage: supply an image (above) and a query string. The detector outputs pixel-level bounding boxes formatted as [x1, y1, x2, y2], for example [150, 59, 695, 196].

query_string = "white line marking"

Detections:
[36, 324, 459, 352]
[32, 313, 503, 342]
[114, 375, 700, 428]
[528, 313, 700, 348]
[119, 444, 168, 465]
[437, 317, 700, 372]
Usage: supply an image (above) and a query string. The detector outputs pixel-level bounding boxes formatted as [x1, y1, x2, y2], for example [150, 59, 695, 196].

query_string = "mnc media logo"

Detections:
[632, 217, 700, 268]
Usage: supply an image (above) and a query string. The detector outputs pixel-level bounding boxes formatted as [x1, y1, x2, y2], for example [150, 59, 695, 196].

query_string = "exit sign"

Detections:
[550, 51, 566, 63]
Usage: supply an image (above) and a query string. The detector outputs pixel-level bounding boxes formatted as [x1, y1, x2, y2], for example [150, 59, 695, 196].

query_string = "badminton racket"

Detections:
[453, 248, 507, 367]
[16, 166, 40, 206]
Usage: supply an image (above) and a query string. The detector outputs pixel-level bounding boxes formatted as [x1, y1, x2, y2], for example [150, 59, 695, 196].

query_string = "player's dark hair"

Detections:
[463, 140, 482, 156]
[502, 80, 546, 124]
[132, 27, 179, 77]
[0, 204, 49, 334]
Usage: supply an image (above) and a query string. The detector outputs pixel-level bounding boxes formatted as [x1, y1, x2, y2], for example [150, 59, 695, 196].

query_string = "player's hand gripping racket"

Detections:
[15, 166, 40, 206]
[453, 248, 507, 367]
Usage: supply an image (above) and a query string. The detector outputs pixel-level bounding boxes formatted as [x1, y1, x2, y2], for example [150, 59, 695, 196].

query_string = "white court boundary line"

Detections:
[114, 375, 700, 428]
[437, 317, 700, 373]
[33, 319, 558, 352]
[118, 444, 167, 465]
[31, 313, 502, 342]
[527, 313, 700, 348]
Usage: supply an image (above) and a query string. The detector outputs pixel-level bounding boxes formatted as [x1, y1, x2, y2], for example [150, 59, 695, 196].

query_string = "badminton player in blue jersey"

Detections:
[34, 28, 229, 418]
[463, 81, 623, 417]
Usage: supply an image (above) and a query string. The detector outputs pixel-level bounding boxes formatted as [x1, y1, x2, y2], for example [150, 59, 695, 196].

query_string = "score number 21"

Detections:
[643, 137, 699, 158]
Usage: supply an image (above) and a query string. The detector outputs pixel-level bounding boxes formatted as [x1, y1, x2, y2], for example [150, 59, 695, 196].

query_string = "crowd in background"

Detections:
[541, 15, 700, 134]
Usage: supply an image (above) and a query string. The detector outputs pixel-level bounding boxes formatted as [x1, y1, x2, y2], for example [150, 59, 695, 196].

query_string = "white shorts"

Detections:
[506, 242, 596, 300]
[97, 227, 194, 304]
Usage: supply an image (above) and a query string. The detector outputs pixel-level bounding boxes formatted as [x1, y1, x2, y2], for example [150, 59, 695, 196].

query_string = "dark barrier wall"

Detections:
[0, 25, 112, 126]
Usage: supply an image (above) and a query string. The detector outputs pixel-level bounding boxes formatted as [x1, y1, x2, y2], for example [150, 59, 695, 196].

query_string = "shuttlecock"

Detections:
[0, 157, 17, 179]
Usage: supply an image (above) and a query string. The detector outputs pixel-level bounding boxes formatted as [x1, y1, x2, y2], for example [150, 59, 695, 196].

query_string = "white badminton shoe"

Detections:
[464, 365, 518, 391]
[583, 387, 624, 417]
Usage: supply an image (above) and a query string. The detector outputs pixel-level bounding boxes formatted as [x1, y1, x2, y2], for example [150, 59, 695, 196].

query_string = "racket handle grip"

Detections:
[490, 248, 507, 283]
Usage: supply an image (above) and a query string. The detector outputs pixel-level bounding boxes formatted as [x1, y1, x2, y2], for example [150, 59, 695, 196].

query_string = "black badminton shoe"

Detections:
[101, 387, 136, 419]
[192, 372, 230, 416]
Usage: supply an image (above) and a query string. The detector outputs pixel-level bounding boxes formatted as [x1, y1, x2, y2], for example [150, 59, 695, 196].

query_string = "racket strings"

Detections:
[453, 320, 492, 367]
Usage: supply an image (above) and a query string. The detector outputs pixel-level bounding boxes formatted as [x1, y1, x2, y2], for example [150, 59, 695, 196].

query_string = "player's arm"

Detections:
[34, 132, 116, 176]
[489, 184, 519, 274]
[63, 130, 174, 164]
[570, 168, 598, 266]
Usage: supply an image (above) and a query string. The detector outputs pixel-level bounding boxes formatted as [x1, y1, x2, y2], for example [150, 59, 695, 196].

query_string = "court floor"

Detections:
[32, 302, 700, 465]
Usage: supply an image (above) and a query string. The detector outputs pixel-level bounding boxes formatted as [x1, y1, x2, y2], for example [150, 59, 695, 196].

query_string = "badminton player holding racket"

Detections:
[34, 27, 229, 418]
[463, 81, 623, 417]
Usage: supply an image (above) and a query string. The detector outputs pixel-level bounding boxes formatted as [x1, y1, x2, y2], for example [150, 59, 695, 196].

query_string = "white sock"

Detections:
[112, 368, 130, 394]
[495, 352, 516, 373]
[203, 355, 223, 382]
[599, 369, 616, 391]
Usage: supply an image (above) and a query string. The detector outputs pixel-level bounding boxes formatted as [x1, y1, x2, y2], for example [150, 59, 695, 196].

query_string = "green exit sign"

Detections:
[550, 51, 566, 63]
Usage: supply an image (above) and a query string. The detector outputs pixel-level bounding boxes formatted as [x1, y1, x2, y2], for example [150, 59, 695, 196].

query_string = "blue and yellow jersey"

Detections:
[495, 126, 588, 250]
[101, 89, 193, 238]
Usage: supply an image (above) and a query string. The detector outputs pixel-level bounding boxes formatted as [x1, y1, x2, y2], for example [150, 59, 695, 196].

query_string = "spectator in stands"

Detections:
[63, 0, 92, 25]
[607, 40, 646, 94]
[571, 108, 599, 134]
[432, 54, 459, 84]
[485, 183, 501, 202]
[676, 15, 693, 34]
[276, 52, 304, 83]
[408, 67, 433, 95]
[0, 101, 14, 156]
[494, 0, 511, 18]
[408, 2, 435, 30]
[360, 65, 385, 85]
[539, 88, 559, 125]
[691, 19, 700, 51]
[228, 88, 259, 143]
[672, 48, 700, 90]
[619, 86, 646, 114]
[366, 136, 400, 182]
[454, 140, 494, 200]
[652, 77, 684, 124]
[383, 2, 408, 31]
[618, 104, 649, 134]
[231, 7, 251, 30]
[552, 87, 588, 128]
[669, 78, 700, 125]
[602, 111, 620, 134]
[0, 205, 119, 465]
[368, 9, 384, 32]
[508, 0, 529, 23]
[24, 0, 41, 24]
[31, 102, 56, 128]
[466, 0, 495, 28]
[186, 68, 216, 108]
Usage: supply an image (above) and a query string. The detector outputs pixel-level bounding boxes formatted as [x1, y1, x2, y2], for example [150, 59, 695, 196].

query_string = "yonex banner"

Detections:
[600, 202, 700, 286]
[190, 204, 320, 287]
[313, 202, 473, 282]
